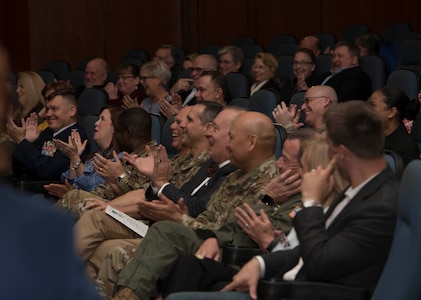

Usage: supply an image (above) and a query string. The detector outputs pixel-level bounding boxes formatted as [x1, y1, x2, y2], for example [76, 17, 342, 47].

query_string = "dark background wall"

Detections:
[1, 0, 420, 71]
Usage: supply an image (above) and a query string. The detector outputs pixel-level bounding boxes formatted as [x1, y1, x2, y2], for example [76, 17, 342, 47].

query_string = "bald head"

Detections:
[299, 36, 321, 57]
[227, 112, 276, 171]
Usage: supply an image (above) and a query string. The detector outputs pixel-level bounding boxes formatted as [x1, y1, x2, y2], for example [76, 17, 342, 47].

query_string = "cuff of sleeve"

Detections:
[255, 255, 266, 278]
[157, 182, 170, 196]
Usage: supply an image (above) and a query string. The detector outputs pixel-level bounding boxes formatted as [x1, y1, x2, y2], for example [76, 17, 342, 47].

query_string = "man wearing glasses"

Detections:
[217, 46, 243, 76]
[273, 85, 338, 133]
[170, 54, 218, 106]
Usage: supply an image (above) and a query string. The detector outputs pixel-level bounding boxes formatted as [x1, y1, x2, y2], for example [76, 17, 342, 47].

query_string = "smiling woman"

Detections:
[250, 52, 282, 103]
[105, 64, 147, 108]
[139, 61, 171, 114]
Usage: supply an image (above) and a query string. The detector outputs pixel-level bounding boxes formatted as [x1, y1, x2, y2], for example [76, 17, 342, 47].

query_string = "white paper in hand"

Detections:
[105, 205, 149, 237]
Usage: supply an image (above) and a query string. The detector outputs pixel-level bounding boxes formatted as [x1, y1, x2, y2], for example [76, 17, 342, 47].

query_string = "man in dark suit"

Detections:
[314, 41, 372, 102]
[219, 101, 398, 299]
[11, 89, 90, 181]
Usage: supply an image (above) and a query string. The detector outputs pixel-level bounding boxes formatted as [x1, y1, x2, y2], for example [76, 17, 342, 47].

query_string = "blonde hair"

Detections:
[254, 52, 279, 84]
[301, 134, 349, 208]
[14, 71, 45, 119]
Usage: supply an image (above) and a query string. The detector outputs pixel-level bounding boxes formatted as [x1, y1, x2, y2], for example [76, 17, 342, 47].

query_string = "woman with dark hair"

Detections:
[105, 64, 146, 107]
[369, 87, 420, 166]
[45, 106, 123, 196]
[279, 48, 317, 104]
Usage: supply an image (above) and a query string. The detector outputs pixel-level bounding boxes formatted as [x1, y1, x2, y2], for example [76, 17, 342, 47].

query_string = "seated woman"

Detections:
[105, 64, 146, 108]
[279, 48, 317, 104]
[0, 72, 46, 176]
[250, 52, 282, 102]
[44, 106, 123, 197]
[369, 87, 420, 167]
[138, 61, 172, 114]
[2, 71, 45, 143]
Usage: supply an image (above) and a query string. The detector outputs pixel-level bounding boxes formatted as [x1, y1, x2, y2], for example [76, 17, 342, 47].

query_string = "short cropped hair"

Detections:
[218, 46, 244, 63]
[324, 101, 384, 159]
[199, 70, 228, 98]
[141, 61, 172, 87]
[335, 41, 360, 58]
[196, 101, 224, 125]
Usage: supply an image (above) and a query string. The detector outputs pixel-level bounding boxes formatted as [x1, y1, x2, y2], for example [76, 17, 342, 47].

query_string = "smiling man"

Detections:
[314, 41, 371, 102]
[12, 89, 90, 181]
[194, 71, 227, 105]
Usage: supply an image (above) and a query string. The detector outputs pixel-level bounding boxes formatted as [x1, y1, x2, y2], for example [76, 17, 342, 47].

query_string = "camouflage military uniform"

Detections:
[57, 141, 157, 218]
[75, 150, 210, 298]
[115, 156, 278, 299]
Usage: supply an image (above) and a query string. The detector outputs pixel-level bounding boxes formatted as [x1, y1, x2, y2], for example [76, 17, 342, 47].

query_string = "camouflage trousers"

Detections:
[55, 189, 107, 220]
[74, 210, 143, 298]
[95, 239, 140, 299]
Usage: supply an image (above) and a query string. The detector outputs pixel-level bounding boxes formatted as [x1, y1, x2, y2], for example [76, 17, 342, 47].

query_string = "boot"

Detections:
[112, 287, 140, 300]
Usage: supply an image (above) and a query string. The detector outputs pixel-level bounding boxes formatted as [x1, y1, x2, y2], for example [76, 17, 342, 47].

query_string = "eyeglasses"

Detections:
[139, 76, 155, 81]
[191, 67, 204, 73]
[219, 60, 234, 65]
[117, 75, 135, 80]
[293, 61, 314, 66]
[303, 96, 326, 105]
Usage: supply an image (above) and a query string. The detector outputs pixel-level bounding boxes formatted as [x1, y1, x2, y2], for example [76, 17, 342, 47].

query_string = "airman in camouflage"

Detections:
[112, 112, 281, 300]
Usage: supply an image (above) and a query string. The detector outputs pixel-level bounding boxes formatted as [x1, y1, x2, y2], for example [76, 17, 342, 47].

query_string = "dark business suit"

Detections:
[0, 183, 99, 300]
[263, 167, 398, 294]
[148, 159, 237, 217]
[12, 123, 90, 181]
[314, 66, 372, 102]
[258, 79, 282, 104]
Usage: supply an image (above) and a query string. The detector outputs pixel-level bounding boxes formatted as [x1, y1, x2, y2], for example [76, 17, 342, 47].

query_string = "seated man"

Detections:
[111, 112, 280, 299]
[11, 89, 90, 182]
[299, 35, 321, 57]
[194, 71, 227, 105]
[75, 57, 109, 98]
[273, 85, 338, 133]
[153, 44, 181, 87]
[170, 54, 218, 106]
[84, 106, 242, 297]
[179, 101, 398, 300]
[314, 41, 372, 102]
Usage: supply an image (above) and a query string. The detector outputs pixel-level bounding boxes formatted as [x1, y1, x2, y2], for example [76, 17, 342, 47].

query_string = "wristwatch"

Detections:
[71, 161, 82, 170]
[115, 173, 127, 184]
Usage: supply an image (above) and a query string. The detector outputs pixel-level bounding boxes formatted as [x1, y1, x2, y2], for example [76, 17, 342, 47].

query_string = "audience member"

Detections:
[111, 112, 278, 300]
[170, 54, 218, 106]
[131, 61, 171, 114]
[194, 70, 227, 105]
[182, 53, 199, 70]
[162, 134, 348, 300]
[273, 85, 337, 133]
[153, 44, 181, 86]
[314, 41, 372, 102]
[355, 33, 381, 56]
[369, 87, 420, 166]
[57, 108, 155, 217]
[279, 48, 317, 103]
[197, 101, 399, 300]
[0, 42, 99, 300]
[299, 35, 321, 57]
[0, 71, 46, 169]
[83, 107, 239, 297]
[75, 58, 109, 98]
[105, 64, 147, 108]
[250, 52, 281, 102]
[44, 106, 124, 198]
[10, 89, 90, 182]
[160, 129, 317, 298]
[12, 71, 45, 125]
[218, 46, 243, 76]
